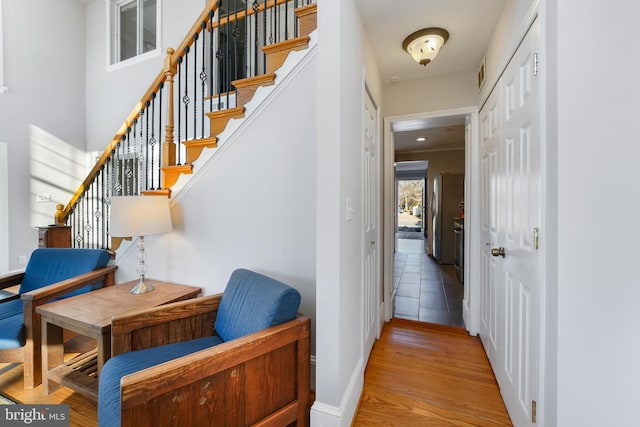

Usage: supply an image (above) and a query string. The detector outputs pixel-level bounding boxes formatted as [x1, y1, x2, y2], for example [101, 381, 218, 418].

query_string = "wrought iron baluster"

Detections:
[201, 21, 206, 138]
[132, 118, 139, 193]
[114, 141, 121, 196]
[209, 10, 214, 113]
[106, 155, 112, 247]
[144, 102, 150, 188]
[84, 193, 89, 247]
[225, 18, 230, 108]
[177, 57, 182, 164]
[217, 1, 223, 110]
[285, 0, 289, 40]
[244, 0, 248, 78]
[183, 46, 190, 142]
[126, 128, 132, 195]
[158, 82, 163, 185]
[100, 164, 105, 248]
[253, 1, 259, 76]
[294, 0, 298, 36]
[269, 1, 277, 44]
[91, 177, 96, 248]
[150, 92, 157, 190]
[263, 0, 267, 74]
[193, 34, 198, 137]
[233, 0, 238, 88]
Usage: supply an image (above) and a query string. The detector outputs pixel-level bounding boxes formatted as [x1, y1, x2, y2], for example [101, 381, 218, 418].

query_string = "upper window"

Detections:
[109, 0, 159, 65]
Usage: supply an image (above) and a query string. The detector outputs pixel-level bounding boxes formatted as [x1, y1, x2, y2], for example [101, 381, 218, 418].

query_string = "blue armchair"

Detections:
[0, 248, 116, 388]
[98, 268, 310, 427]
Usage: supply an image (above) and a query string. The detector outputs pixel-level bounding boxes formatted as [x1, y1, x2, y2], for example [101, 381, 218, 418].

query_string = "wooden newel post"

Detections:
[54, 204, 65, 225]
[162, 48, 177, 168]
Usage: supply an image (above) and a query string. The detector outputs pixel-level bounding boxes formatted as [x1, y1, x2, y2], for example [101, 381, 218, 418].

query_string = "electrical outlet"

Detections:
[36, 193, 51, 203]
[18, 255, 27, 265]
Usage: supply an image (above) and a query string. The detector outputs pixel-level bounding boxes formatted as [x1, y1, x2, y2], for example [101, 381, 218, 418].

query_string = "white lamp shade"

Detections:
[110, 196, 173, 237]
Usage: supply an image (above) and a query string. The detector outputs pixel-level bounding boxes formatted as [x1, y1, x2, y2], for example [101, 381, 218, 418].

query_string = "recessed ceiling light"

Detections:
[416, 137, 426, 142]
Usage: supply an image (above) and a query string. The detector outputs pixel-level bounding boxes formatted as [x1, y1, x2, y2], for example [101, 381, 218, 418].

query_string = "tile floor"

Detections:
[393, 237, 465, 328]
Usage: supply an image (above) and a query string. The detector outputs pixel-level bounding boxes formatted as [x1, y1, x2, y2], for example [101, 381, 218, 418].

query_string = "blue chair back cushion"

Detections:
[98, 335, 223, 427]
[214, 269, 301, 342]
[19, 248, 111, 297]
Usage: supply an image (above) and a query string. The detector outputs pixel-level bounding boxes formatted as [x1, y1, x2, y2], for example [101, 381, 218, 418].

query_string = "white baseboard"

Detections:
[310, 357, 364, 427]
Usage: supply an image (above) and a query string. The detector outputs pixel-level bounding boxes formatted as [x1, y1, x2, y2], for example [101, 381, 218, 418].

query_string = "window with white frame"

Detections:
[109, 0, 160, 65]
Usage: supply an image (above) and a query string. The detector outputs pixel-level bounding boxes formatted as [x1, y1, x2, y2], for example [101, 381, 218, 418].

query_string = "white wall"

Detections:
[114, 52, 318, 355]
[554, 1, 640, 425]
[383, 70, 478, 119]
[0, 141, 7, 274]
[0, 0, 86, 270]
[312, 0, 383, 424]
[84, 0, 203, 151]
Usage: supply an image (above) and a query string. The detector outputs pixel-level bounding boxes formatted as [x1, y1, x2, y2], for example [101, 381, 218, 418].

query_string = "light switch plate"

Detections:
[345, 197, 354, 221]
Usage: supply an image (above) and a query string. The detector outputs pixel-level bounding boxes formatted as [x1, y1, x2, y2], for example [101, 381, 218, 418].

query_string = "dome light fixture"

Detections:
[402, 27, 449, 66]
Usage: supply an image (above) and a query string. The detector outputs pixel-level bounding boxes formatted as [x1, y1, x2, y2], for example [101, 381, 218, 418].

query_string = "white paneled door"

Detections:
[479, 19, 541, 427]
[362, 87, 379, 362]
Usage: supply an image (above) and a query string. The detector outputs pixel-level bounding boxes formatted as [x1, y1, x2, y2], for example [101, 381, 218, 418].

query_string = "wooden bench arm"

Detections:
[0, 270, 25, 290]
[21, 265, 117, 305]
[120, 315, 311, 409]
[111, 294, 222, 356]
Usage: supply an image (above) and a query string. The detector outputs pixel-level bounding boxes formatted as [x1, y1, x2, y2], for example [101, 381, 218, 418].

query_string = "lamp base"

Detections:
[130, 278, 154, 294]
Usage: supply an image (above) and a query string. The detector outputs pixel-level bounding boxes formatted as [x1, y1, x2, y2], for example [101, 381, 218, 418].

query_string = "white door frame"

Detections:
[382, 106, 480, 336]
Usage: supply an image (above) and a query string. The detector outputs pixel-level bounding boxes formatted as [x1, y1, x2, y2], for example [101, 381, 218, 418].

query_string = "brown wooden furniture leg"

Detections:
[97, 332, 111, 376]
[41, 320, 64, 394]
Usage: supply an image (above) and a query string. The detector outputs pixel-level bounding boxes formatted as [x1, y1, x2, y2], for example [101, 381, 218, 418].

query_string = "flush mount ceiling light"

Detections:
[416, 137, 426, 142]
[402, 27, 449, 66]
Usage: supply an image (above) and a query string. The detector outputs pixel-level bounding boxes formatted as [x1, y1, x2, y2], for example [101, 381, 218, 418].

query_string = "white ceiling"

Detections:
[355, 0, 506, 154]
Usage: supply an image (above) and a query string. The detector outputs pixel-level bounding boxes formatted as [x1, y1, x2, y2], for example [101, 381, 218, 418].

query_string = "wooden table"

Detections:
[36, 279, 202, 401]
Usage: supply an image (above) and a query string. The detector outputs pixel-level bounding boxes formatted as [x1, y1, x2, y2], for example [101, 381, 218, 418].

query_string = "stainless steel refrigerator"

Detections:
[431, 173, 464, 264]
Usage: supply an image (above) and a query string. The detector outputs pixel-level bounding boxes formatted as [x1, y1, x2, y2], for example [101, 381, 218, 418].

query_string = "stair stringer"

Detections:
[113, 31, 318, 275]
[171, 31, 317, 198]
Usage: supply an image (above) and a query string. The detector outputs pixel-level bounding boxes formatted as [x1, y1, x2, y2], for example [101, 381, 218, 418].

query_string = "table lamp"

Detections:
[109, 195, 173, 294]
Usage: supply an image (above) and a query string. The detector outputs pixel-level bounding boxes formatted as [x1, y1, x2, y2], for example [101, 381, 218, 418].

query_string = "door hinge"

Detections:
[533, 53, 539, 76]
[533, 228, 539, 250]
[532, 400, 537, 423]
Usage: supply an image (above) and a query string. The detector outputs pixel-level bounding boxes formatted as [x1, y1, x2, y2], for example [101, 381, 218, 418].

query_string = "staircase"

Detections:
[53, 0, 317, 251]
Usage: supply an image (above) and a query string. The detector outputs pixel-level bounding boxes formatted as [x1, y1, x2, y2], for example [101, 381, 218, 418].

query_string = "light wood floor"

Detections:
[1, 320, 511, 426]
[353, 318, 512, 426]
[0, 335, 98, 427]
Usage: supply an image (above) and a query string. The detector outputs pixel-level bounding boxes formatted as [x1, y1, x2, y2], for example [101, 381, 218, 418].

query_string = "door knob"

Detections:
[491, 247, 506, 258]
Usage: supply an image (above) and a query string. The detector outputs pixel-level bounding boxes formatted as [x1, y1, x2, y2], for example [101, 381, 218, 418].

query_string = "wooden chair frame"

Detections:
[0, 266, 117, 388]
[109, 294, 311, 427]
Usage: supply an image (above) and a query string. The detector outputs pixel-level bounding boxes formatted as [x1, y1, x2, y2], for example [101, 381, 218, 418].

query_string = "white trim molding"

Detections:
[0, 0, 8, 94]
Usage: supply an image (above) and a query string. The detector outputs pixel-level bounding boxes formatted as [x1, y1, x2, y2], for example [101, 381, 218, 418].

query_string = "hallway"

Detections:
[353, 319, 512, 426]
[393, 236, 464, 327]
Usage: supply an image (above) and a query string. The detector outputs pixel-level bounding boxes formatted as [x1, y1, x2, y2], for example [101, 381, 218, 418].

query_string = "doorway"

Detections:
[383, 107, 477, 332]
[395, 160, 427, 242]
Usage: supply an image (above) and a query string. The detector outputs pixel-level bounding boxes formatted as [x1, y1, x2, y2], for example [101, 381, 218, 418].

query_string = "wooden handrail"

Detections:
[57, 0, 315, 225]
[56, 0, 222, 223]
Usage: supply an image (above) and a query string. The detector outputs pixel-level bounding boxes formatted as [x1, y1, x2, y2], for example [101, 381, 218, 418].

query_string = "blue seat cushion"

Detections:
[214, 269, 301, 342]
[19, 248, 111, 297]
[98, 335, 223, 427]
[0, 299, 26, 349]
[0, 313, 24, 349]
